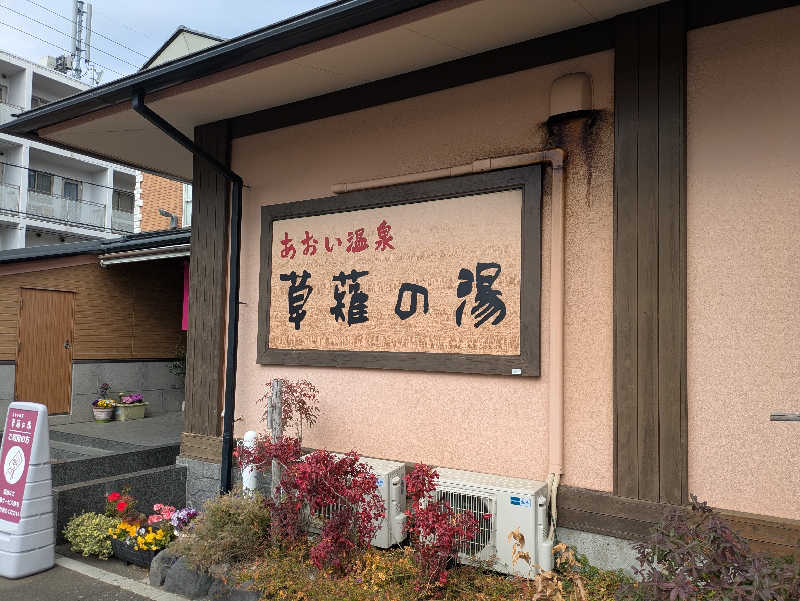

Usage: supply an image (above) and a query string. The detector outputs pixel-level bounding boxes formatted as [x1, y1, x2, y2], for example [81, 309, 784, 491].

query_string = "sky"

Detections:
[0, 0, 330, 83]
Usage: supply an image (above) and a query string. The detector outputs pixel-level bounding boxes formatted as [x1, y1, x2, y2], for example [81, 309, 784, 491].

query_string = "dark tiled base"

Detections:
[54, 464, 187, 543]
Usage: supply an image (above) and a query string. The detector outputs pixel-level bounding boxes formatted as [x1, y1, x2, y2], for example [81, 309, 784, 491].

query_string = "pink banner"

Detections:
[182, 260, 189, 331]
[0, 408, 38, 524]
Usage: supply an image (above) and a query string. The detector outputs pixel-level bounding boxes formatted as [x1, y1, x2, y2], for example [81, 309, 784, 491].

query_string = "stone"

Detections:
[163, 556, 213, 599]
[149, 549, 179, 587]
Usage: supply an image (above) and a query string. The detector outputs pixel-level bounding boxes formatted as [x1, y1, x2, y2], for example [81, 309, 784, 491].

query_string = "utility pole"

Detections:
[71, 0, 86, 79]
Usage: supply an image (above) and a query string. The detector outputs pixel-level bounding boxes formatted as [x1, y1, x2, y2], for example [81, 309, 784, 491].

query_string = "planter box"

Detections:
[112, 538, 159, 568]
[92, 407, 114, 422]
[114, 403, 147, 421]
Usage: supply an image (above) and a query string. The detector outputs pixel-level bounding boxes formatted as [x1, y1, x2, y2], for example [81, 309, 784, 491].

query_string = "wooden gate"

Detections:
[15, 288, 75, 414]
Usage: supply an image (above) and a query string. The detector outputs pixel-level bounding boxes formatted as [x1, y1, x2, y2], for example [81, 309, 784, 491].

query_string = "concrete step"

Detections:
[52, 444, 179, 487]
[53, 464, 187, 543]
[49, 430, 145, 452]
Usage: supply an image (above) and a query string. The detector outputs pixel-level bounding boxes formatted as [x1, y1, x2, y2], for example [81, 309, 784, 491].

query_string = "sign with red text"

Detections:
[0, 408, 38, 524]
[266, 191, 523, 355]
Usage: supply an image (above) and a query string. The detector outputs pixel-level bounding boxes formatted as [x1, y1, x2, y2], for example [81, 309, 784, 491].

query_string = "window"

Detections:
[112, 190, 134, 213]
[27, 170, 53, 194]
[63, 179, 80, 201]
[30, 95, 48, 109]
[0, 83, 7, 104]
[182, 183, 192, 227]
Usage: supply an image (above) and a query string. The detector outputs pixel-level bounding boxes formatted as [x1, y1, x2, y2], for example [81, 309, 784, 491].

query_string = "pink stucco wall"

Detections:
[232, 51, 615, 491]
[687, 8, 800, 519]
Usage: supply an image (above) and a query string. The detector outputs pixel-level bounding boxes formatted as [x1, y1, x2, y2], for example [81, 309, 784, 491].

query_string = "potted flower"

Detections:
[115, 393, 147, 421]
[92, 382, 116, 422]
[170, 506, 199, 538]
[106, 491, 174, 568]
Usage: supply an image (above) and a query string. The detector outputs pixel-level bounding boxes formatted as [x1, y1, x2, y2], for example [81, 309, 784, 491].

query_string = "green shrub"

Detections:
[63, 512, 120, 559]
[171, 489, 270, 568]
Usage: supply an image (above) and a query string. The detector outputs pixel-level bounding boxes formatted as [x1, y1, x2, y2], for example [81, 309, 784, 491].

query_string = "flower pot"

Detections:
[114, 403, 147, 421]
[111, 538, 159, 568]
[92, 407, 114, 422]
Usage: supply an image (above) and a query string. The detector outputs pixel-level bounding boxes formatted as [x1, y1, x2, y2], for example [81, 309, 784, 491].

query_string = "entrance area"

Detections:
[16, 288, 75, 414]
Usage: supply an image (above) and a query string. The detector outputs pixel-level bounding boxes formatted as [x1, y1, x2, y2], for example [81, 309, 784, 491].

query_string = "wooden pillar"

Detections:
[613, 1, 687, 505]
[181, 121, 231, 461]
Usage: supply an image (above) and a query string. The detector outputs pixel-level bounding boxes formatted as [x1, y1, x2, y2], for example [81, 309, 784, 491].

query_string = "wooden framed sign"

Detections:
[257, 165, 541, 376]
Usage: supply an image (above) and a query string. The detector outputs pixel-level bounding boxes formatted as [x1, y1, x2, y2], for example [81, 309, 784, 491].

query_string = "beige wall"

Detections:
[687, 7, 800, 520]
[232, 51, 615, 491]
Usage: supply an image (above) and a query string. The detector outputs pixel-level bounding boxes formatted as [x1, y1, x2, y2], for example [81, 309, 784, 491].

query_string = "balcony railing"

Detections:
[27, 190, 106, 229]
[0, 182, 20, 212]
[111, 208, 134, 233]
[0, 101, 23, 125]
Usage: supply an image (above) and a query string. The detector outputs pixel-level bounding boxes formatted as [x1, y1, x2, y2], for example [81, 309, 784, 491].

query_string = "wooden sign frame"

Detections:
[257, 164, 541, 376]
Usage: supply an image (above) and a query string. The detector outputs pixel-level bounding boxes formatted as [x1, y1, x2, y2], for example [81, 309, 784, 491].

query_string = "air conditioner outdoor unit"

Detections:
[434, 467, 551, 578]
[305, 454, 407, 549]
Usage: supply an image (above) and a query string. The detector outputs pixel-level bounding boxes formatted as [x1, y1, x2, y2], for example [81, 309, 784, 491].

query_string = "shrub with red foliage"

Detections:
[237, 438, 385, 572]
[293, 450, 385, 572]
[404, 463, 479, 591]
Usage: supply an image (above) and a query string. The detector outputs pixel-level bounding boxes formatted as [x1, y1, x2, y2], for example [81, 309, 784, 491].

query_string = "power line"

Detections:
[0, 3, 140, 69]
[0, 19, 124, 78]
[89, 3, 155, 42]
[21, 0, 149, 59]
[0, 160, 134, 194]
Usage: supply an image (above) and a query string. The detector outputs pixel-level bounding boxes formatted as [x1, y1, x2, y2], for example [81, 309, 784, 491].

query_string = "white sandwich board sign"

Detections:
[0, 402, 54, 578]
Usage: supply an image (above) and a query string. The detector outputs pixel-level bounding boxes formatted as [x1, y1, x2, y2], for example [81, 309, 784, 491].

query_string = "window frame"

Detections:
[27, 169, 53, 195]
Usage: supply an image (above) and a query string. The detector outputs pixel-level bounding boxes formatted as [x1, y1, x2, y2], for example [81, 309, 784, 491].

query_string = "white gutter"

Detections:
[99, 243, 190, 266]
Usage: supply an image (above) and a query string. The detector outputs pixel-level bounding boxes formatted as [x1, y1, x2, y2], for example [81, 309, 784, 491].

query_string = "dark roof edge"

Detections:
[0, 228, 192, 265]
[0, 0, 436, 138]
[140, 25, 226, 71]
[0, 240, 101, 264]
[100, 228, 191, 253]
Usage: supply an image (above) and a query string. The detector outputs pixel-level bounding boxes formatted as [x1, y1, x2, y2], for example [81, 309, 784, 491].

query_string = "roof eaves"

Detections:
[100, 228, 191, 253]
[0, 240, 102, 265]
[0, 0, 437, 139]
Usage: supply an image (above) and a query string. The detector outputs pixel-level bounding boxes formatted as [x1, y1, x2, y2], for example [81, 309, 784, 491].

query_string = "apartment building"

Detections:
[0, 50, 138, 250]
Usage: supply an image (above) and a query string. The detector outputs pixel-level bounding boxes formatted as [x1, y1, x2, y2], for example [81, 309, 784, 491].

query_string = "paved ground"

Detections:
[0, 564, 153, 601]
[0, 549, 190, 601]
[51, 412, 183, 448]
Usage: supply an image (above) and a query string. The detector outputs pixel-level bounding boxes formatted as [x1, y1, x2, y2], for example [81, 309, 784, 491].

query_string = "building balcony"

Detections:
[0, 101, 23, 125]
[26, 190, 106, 230]
[0, 182, 19, 213]
[112, 208, 134, 233]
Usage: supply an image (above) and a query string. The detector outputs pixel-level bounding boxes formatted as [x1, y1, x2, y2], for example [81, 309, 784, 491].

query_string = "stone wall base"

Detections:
[556, 527, 639, 574]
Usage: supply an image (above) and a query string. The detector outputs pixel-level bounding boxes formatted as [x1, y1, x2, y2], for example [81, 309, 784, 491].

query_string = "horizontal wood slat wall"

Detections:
[0, 260, 183, 361]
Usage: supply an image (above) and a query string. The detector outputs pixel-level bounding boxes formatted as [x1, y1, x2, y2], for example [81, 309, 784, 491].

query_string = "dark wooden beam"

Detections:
[687, 0, 800, 29]
[184, 122, 231, 438]
[613, 2, 687, 505]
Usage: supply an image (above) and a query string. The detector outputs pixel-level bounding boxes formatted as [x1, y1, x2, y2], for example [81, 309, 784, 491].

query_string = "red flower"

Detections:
[116, 501, 128, 512]
[107, 493, 121, 502]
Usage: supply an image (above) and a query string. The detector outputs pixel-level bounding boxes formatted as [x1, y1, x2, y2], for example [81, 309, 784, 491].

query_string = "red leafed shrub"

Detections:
[404, 464, 479, 591]
[293, 450, 385, 572]
[237, 440, 385, 572]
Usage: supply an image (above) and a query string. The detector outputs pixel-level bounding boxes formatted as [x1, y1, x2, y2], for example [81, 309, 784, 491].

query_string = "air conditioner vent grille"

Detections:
[436, 490, 494, 557]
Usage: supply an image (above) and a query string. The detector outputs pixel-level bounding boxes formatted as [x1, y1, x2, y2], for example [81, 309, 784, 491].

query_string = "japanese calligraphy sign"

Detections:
[0, 407, 38, 524]
[258, 165, 542, 376]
